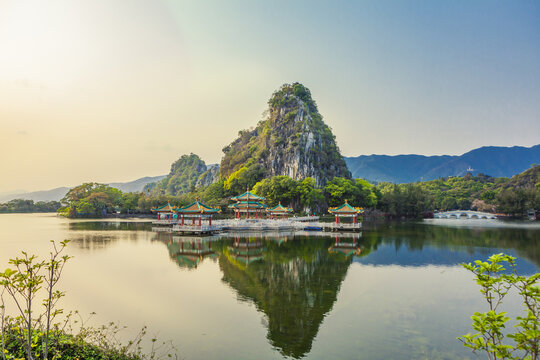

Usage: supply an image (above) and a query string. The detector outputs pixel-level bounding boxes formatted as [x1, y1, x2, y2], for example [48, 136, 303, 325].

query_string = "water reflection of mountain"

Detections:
[355, 224, 539, 273]
[68, 221, 151, 250]
[216, 236, 357, 359]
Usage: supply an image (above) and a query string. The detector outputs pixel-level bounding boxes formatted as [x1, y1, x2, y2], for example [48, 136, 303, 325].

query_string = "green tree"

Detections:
[298, 177, 325, 213]
[60, 183, 123, 217]
[324, 177, 358, 207]
[459, 254, 539, 359]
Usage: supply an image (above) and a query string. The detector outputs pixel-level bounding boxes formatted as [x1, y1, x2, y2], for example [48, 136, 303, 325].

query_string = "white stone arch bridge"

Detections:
[433, 211, 497, 219]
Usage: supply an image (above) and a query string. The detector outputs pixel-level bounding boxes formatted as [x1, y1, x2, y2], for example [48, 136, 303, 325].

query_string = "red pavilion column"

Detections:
[199, 215, 202, 226]
[209, 216, 212, 226]
[181, 215, 184, 226]
[192, 217, 195, 225]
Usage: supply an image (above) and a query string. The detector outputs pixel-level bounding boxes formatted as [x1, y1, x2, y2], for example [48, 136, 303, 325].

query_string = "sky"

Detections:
[0, 0, 539, 192]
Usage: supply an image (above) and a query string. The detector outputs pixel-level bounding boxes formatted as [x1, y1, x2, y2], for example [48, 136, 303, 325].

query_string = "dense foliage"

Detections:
[0, 199, 61, 213]
[377, 183, 433, 218]
[57, 165, 540, 218]
[377, 166, 540, 218]
[324, 178, 378, 208]
[58, 183, 123, 217]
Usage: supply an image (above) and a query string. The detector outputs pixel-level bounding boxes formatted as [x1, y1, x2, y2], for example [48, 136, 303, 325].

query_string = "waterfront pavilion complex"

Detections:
[228, 191, 267, 219]
[151, 202, 177, 220]
[328, 200, 363, 225]
[175, 198, 221, 226]
[266, 203, 293, 219]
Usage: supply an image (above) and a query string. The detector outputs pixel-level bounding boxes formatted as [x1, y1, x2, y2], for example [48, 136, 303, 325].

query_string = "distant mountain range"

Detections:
[345, 145, 540, 183]
[0, 175, 166, 203]
[108, 175, 166, 193]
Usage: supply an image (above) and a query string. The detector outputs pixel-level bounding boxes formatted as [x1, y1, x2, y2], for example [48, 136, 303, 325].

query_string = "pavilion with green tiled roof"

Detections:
[328, 200, 364, 225]
[229, 190, 267, 219]
[151, 202, 177, 220]
[174, 198, 221, 226]
[267, 203, 294, 219]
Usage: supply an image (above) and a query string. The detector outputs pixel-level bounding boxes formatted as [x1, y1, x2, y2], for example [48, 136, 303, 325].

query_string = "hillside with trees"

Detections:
[219, 83, 350, 187]
[145, 153, 218, 196]
[57, 166, 539, 219]
[377, 165, 540, 218]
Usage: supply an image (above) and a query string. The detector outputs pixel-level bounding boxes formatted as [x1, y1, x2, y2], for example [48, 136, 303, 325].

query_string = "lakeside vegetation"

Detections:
[2, 161, 535, 218]
[0, 242, 177, 360]
[0, 199, 61, 214]
[53, 164, 540, 219]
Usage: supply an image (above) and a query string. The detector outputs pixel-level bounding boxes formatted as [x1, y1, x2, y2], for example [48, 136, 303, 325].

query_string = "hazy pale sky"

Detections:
[1, 0, 539, 192]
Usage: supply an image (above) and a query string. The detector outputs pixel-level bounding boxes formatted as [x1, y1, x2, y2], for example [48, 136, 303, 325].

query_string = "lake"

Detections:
[0, 214, 538, 359]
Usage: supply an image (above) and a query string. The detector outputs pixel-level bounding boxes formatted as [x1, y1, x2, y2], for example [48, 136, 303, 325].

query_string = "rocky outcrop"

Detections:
[220, 83, 350, 185]
[196, 164, 220, 188]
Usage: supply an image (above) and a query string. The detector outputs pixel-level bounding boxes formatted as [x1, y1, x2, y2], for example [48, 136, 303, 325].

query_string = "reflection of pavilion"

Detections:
[222, 231, 296, 242]
[267, 203, 293, 219]
[328, 233, 362, 257]
[166, 236, 218, 270]
[227, 237, 265, 266]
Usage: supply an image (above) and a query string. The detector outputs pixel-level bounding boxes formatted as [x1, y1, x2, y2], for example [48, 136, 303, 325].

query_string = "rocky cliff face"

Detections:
[196, 164, 220, 188]
[220, 83, 350, 185]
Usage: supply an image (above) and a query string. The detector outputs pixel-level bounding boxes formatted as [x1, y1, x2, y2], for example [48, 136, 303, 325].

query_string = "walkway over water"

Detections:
[153, 218, 361, 234]
[434, 210, 497, 219]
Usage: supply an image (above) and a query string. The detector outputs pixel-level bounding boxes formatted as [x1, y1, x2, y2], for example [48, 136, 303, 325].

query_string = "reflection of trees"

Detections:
[69, 234, 121, 250]
[68, 221, 151, 250]
[68, 221, 151, 231]
[217, 237, 353, 359]
[359, 223, 540, 268]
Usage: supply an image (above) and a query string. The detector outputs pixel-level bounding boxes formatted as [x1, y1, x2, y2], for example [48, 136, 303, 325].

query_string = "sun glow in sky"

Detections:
[1, 0, 539, 192]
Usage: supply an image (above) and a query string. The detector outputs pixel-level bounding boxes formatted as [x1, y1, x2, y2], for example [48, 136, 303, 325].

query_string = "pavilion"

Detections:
[328, 200, 363, 225]
[174, 198, 221, 226]
[267, 203, 293, 219]
[151, 202, 177, 221]
[228, 190, 267, 219]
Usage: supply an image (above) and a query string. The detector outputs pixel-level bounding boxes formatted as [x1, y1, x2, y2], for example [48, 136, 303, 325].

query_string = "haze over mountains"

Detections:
[345, 145, 540, 183]
[0, 175, 166, 203]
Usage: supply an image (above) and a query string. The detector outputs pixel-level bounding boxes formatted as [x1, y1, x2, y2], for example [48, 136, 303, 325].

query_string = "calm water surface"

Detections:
[0, 214, 538, 359]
